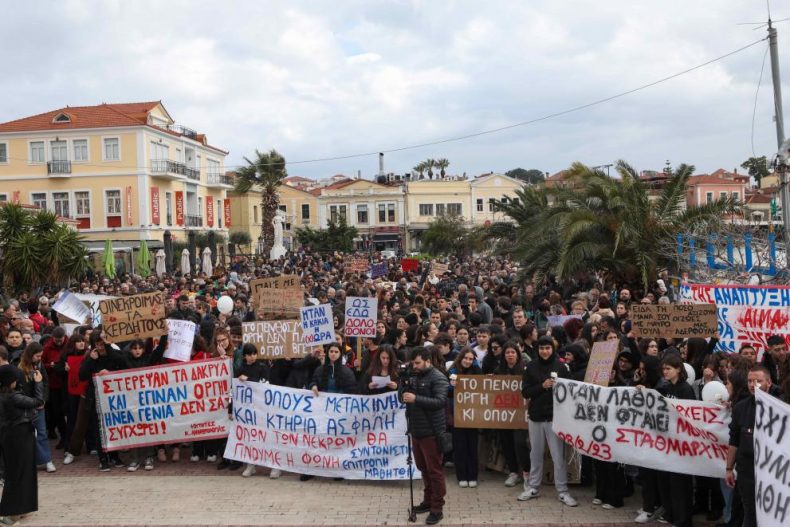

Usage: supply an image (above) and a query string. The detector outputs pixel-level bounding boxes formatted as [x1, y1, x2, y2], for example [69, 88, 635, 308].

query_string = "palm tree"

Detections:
[413, 161, 427, 179]
[425, 158, 436, 179]
[436, 158, 449, 178]
[491, 160, 736, 291]
[234, 149, 288, 256]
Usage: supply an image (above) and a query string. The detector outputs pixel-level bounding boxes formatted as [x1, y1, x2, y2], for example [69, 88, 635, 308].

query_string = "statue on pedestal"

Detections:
[270, 209, 287, 260]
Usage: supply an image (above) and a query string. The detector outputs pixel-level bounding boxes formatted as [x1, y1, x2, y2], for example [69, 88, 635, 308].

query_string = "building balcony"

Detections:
[185, 167, 200, 181]
[47, 160, 71, 176]
[150, 159, 187, 180]
[206, 173, 233, 188]
[185, 214, 203, 227]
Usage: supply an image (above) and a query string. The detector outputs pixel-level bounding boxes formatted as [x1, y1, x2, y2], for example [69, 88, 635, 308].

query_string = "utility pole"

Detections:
[768, 18, 790, 261]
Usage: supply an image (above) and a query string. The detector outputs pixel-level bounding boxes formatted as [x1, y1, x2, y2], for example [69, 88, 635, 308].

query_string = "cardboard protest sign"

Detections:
[343, 256, 368, 273]
[99, 292, 167, 340]
[432, 262, 449, 275]
[94, 358, 232, 451]
[454, 375, 528, 429]
[52, 291, 92, 324]
[400, 258, 419, 272]
[680, 282, 790, 355]
[344, 297, 378, 337]
[370, 262, 388, 279]
[164, 319, 196, 362]
[754, 389, 790, 527]
[300, 304, 336, 346]
[583, 340, 620, 387]
[224, 381, 418, 480]
[552, 378, 731, 478]
[630, 303, 717, 339]
[250, 276, 303, 320]
[242, 320, 313, 359]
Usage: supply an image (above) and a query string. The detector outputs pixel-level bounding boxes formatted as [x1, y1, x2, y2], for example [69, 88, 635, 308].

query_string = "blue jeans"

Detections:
[34, 411, 52, 465]
[720, 478, 733, 523]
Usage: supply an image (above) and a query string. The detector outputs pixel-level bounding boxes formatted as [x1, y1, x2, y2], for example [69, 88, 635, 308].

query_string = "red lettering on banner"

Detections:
[206, 198, 214, 227]
[151, 187, 160, 224]
[223, 199, 231, 227]
[175, 191, 184, 226]
[736, 307, 790, 331]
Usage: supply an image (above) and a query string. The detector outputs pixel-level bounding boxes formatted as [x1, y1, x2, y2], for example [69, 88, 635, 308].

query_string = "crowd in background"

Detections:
[1, 251, 788, 527]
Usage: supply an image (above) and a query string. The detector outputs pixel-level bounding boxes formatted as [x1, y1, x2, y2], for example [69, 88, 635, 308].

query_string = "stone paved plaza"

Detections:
[21, 448, 645, 527]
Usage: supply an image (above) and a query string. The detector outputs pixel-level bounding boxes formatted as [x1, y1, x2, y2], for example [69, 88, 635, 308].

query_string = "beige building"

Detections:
[0, 101, 231, 257]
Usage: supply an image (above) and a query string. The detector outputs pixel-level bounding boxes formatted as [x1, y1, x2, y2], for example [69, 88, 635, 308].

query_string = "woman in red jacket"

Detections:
[41, 327, 67, 448]
[57, 334, 92, 465]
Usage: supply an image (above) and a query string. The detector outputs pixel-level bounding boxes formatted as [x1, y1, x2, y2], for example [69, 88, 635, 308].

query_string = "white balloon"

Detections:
[217, 296, 234, 315]
[701, 380, 730, 403]
[684, 363, 696, 384]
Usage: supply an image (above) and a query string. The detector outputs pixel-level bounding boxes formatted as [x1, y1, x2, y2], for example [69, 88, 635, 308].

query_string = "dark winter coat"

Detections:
[400, 366, 449, 439]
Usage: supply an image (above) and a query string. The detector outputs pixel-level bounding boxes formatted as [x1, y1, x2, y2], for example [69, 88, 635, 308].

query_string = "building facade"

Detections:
[0, 101, 230, 254]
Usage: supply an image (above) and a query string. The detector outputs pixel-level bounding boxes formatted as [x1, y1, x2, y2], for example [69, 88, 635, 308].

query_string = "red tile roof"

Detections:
[688, 175, 747, 186]
[0, 101, 161, 132]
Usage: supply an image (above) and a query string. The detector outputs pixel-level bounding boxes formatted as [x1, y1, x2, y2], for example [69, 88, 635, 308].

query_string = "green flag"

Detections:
[102, 239, 116, 278]
[137, 240, 151, 278]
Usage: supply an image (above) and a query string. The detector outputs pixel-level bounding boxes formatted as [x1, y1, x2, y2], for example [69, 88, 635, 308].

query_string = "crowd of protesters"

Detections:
[0, 251, 788, 526]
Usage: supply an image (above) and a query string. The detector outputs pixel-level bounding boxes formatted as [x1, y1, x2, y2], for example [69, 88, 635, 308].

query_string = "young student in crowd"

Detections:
[237, 343, 270, 478]
[359, 345, 399, 395]
[57, 333, 92, 466]
[498, 340, 528, 488]
[447, 347, 481, 488]
[17, 344, 55, 473]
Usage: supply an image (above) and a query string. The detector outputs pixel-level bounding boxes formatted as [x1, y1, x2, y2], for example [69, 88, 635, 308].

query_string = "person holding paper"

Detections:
[359, 345, 399, 395]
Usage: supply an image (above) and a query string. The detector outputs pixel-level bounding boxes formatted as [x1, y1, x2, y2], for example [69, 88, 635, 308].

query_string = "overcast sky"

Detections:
[1, 0, 788, 179]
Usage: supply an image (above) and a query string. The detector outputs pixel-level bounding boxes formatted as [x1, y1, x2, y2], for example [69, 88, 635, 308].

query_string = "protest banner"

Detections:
[679, 282, 790, 355]
[164, 319, 196, 362]
[299, 304, 336, 346]
[432, 262, 449, 275]
[242, 320, 313, 359]
[453, 375, 528, 429]
[250, 275, 303, 320]
[552, 378, 731, 478]
[344, 297, 378, 337]
[630, 303, 717, 339]
[94, 358, 232, 451]
[370, 262, 388, 279]
[547, 314, 582, 328]
[343, 256, 368, 273]
[754, 389, 790, 527]
[400, 258, 419, 272]
[583, 340, 620, 387]
[99, 292, 167, 340]
[224, 380, 418, 480]
[52, 290, 92, 324]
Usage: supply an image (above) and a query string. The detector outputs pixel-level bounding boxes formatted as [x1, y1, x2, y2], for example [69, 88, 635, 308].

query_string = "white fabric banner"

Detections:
[754, 389, 790, 527]
[552, 379, 731, 478]
[224, 380, 417, 480]
[94, 359, 232, 451]
[164, 319, 196, 362]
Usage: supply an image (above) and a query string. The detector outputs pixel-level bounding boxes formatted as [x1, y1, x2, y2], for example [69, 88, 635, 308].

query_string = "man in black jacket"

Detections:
[401, 346, 449, 525]
[519, 336, 577, 507]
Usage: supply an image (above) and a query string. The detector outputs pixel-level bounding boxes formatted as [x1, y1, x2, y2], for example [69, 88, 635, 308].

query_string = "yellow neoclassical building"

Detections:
[0, 101, 231, 255]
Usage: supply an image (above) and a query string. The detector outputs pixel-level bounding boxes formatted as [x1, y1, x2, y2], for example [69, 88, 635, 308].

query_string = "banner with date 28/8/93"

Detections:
[552, 378, 731, 478]
[94, 358, 232, 452]
[224, 380, 419, 480]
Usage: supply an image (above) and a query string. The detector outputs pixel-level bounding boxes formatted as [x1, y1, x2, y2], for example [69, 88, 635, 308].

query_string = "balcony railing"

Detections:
[151, 159, 186, 176]
[162, 124, 198, 140]
[47, 160, 72, 174]
[185, 214, 203, 227]
[207, 173, 233, 186]
[185, 167, 200, 181]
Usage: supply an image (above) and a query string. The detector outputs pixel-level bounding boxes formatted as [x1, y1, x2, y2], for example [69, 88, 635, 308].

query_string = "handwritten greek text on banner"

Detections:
[224, 381, 418, 480]
[679, 282, 790, 355]
[754, 389, 790, 527]
[95, 359, 232, 452]
[552, 378, 731, 478]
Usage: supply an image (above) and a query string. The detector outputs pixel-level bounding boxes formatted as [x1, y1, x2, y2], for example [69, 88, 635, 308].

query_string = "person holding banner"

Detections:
[725, 366, 775, 527]
[448, 348, 482, 488]
[655, 354, 696, 527]
[518, 336, 577, 507]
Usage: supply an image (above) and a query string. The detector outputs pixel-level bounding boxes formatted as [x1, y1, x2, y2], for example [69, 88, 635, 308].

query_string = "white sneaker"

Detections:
[144, 457, 154, 471]
[459, 480, 468, 488]
[127, 462, 140, 472]
[190, 455, 200, 462]
[206, 455, 217, 463]
[602, 503, 615, 510]
[46, 462, 57, 473]
[558, 492, 578, 507]
[269, 469, 281, 479]
[592, 498, 603, 505]
[517, 487, 540, 501]
[504, 472, 521, 487]
[469, 480, 478, 488]
[241, 464, 256, 477]
[63, 453, 75, 465]
[634, 510, 651, 523]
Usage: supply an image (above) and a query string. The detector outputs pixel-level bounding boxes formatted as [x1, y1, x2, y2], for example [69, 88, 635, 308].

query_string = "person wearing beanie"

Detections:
[518, 336, 577, 507]
[0, 363, 45, 524]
